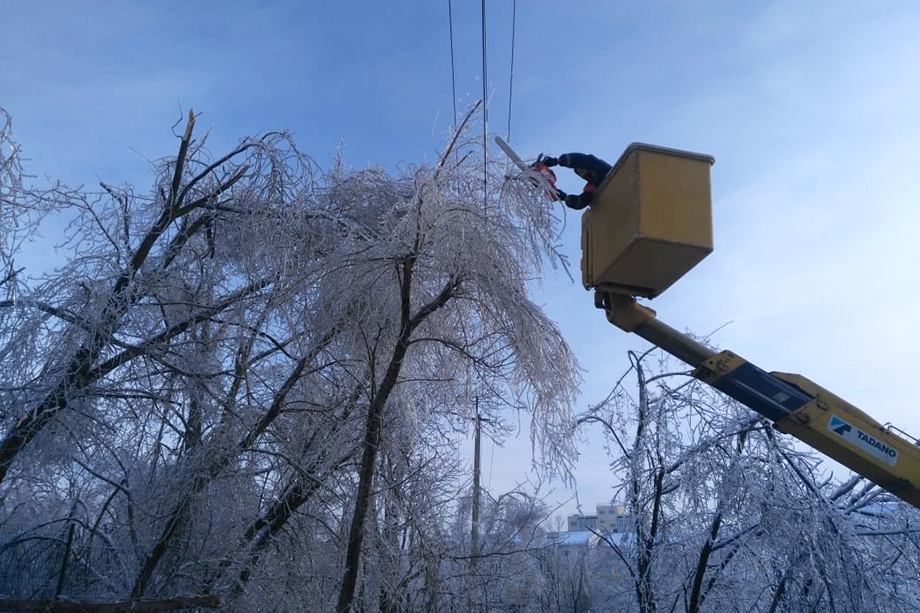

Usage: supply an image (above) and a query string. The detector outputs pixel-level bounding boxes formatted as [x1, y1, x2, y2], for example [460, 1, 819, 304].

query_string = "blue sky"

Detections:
[4, 1, 920, 514]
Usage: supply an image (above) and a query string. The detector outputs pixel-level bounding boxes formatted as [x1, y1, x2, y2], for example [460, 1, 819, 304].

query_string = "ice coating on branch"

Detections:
[0, 106, 582, 607]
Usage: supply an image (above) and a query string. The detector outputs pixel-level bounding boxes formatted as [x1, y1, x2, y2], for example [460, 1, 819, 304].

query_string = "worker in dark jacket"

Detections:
[542, 153, 612, 210]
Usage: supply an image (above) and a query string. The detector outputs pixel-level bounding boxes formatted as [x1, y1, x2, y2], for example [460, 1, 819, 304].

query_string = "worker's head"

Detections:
[574, 167, 596, 182]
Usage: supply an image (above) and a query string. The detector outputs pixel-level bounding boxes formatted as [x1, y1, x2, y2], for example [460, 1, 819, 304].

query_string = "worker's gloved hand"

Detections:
[555, 189, 568, 201]
[564, 194, 585, 210]
[541, 155, 559, 167]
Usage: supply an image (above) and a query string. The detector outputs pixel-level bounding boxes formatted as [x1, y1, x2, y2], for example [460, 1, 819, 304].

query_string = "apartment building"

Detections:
[567, 503, 628, 533]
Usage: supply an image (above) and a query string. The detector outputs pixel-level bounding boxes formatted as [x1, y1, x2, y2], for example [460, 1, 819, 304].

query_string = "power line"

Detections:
[481, 0, 489, 213]
[506, 0, 517, 142]
[447, 0, 458, 126]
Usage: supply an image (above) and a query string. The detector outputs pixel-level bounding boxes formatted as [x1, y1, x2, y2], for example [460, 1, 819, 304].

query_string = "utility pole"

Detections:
[471, 408, 482, 566]
[469, 399, 488, 611]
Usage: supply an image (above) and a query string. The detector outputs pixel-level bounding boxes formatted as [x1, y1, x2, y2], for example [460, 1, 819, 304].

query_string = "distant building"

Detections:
[567, 514, 598, 532]
[548, 530, 601, 554]
[597, 504, 629, 533]
[568, 503, 629, 533]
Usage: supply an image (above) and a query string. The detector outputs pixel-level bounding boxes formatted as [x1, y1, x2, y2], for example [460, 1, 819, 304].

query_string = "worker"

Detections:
[541, 153, 612, 210]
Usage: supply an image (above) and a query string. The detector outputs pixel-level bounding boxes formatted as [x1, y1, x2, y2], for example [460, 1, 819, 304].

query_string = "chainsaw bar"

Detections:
[494, 136, 528, 171]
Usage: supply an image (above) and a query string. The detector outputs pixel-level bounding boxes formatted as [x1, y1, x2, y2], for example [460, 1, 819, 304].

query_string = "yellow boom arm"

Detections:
[596, 290, 920, 509]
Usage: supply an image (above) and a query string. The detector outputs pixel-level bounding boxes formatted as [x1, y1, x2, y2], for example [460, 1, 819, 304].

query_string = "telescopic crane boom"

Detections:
[582, 143, 920, 509]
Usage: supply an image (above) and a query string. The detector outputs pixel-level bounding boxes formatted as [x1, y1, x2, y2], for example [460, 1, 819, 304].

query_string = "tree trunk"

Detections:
[336, 266, 459, 611]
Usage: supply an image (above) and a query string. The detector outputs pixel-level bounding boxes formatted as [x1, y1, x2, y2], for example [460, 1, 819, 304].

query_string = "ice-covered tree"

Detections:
[0, 106, 580, 612]
[581, 347, 920, 612]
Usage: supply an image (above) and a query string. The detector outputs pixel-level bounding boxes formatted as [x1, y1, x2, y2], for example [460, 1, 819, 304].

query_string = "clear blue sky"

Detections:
[4, 1, 920, 514]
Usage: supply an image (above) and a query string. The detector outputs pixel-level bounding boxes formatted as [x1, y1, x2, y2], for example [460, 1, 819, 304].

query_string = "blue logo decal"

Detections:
[829, 416, 852, 436]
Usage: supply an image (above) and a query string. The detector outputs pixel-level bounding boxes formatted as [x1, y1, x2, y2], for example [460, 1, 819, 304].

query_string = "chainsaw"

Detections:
[495, 136, 563, 202]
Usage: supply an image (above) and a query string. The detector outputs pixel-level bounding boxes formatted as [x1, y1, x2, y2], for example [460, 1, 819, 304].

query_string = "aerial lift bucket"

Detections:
[581, 143, 715, 298]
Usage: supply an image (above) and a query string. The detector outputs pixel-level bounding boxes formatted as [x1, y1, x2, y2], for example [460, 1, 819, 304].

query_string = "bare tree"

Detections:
[0, 106, 580, 611]
[581, 347, 920, 612]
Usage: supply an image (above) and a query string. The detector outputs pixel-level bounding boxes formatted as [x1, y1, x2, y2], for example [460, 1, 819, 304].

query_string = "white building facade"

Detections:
[567, 503, 628, 533]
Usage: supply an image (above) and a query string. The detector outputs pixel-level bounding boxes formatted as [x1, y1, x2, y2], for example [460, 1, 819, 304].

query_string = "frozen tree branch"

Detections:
[0, 104, 585, 609]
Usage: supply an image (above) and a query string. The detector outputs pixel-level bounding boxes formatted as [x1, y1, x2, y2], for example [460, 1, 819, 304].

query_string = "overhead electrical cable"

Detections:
[481, 0, 489, 213]
[447, 0, 458, 126]
[506, 0, 516, 142]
